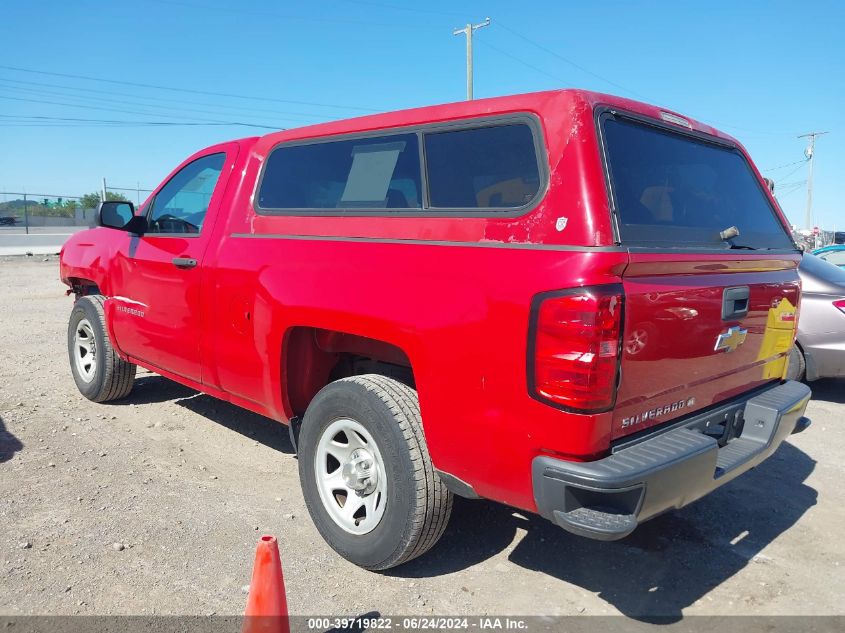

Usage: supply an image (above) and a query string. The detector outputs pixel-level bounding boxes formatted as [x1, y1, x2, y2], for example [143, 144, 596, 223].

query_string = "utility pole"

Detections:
[798, 131, 828, 233]
[102, 177, 107, 204]
[453, 17, 491, 100]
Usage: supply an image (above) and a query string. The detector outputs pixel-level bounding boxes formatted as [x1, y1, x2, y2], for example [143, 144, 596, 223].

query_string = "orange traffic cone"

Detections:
[243, 535, 290, 633]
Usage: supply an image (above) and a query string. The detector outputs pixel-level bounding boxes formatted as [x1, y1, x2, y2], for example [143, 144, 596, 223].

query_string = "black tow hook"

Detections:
[791, 417, 811, 435]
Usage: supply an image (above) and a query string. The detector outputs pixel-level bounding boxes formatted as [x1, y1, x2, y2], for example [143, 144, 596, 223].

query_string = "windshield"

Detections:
[602, 116, 794, 250]
[814, 248, 845, 267]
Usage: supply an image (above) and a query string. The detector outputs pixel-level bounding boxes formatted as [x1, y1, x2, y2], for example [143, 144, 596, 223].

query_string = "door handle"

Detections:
[722, 286, 749, 320]
[172, 257, 198, 269]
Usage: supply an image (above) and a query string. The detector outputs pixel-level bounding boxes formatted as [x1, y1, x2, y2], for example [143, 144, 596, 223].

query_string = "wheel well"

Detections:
[67, 278, 101, 298]
[283, 326, 414, 417]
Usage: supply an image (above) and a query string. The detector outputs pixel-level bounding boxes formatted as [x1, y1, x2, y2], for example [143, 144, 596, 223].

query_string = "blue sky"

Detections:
[1, 0, 842, 229]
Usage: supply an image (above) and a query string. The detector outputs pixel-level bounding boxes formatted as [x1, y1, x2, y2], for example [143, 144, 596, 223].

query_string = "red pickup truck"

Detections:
[60, 89, 811, 570]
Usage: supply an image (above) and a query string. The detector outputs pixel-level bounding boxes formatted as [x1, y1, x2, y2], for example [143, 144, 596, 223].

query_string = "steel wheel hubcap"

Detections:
[342, 448, 379, 494]
[73, 318, 97, 382]
[314, 417, 387, 535]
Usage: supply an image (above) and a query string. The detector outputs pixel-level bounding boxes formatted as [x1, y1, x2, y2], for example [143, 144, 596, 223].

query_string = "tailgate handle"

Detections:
[722, 286, 749, 321]
[172, 257, 198, 269]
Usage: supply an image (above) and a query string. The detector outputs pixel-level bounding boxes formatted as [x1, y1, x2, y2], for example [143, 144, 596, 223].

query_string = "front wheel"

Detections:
[68, 295, 136, 402]
[297, 374, 453, 570]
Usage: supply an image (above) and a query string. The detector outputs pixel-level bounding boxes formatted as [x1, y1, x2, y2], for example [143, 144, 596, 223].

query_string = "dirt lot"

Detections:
[1, 257, 844, 621]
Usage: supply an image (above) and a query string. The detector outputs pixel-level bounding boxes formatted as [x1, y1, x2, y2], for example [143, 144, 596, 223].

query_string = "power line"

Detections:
[0, 124, 238, 128]
[109, 186, 154, 193]
[0, 114, 203, 123]
[147, 0, 442, 29]
[0, 82, 322, 126]
[476, 39, 570, 86]
[0, 114, 277, 128]
[0, 191, 85, 199]
[340, 0, 464, 18]
[0, 94, 281, 129]
[495, 21, 649, 100]
[704, 121, 800, 137]
[487, 22, 799, 139]
[775, 180, 808, 193]
[762, 159, 807, 172]
[771, 163, 807, 184]
[0, 77, 332, 122]
[0, 123, 267, 128]
[775, 185, 806, 200]
[479, 32, 791, 141]
[0, 64, 380, 113]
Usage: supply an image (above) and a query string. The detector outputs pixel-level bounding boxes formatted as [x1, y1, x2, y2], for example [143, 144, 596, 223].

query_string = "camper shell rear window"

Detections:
[599, 112, 794, 250]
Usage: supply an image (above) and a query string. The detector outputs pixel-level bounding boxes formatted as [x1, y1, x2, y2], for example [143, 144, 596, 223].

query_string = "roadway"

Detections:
[0, 226, 85, 255]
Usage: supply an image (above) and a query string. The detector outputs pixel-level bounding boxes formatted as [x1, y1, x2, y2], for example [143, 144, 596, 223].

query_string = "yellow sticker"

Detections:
[757, 297, 798, 379]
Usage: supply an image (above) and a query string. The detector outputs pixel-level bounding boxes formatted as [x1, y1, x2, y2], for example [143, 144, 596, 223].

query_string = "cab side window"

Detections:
[424, 124, 541, 209]
[255, 120, 543, 215]
[148, 153, 226, 234]
[258, 134, 421, 210]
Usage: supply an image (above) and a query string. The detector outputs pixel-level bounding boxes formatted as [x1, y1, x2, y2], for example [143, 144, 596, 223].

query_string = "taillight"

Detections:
[834, 299, 845, 315]
[529, 285, 623, 412]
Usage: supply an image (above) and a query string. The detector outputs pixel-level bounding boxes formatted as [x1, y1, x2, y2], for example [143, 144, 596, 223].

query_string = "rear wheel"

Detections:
[297, 374, 452, 570]
[786, 344, 806, 382]
[68, 295, 136, 402]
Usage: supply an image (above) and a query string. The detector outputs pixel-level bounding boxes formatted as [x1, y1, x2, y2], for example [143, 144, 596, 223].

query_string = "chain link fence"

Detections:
[0, 186, 152, 234]
[0, 193, 95, 233]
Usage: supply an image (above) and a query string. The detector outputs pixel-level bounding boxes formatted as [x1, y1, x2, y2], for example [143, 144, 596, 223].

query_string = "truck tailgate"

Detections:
[613, 253, 800, 440]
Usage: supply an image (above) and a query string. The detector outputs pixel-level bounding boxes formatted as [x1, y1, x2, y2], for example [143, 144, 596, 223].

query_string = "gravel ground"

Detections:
[1, 257, 844, 621]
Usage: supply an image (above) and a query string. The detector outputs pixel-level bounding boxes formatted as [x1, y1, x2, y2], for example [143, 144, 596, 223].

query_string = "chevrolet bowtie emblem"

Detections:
[714, 326, 748, 353]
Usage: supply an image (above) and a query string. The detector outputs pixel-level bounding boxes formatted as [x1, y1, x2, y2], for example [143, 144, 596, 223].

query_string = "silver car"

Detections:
[787, 253, 845, 381]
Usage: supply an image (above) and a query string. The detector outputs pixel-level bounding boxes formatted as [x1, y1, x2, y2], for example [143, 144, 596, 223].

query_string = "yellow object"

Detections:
[756, 297, 798, 379]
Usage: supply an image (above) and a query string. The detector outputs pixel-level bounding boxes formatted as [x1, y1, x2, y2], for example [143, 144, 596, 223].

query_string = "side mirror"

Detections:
[98, 201, 146, 234]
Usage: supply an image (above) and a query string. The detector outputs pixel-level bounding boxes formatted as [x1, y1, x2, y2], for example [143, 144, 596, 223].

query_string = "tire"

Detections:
[786, 344, 806, 382]
[68, 295, 137, 402]
[297, 374, 453, 570]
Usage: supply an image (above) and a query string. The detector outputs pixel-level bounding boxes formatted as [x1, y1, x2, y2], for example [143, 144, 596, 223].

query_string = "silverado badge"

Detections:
[714, 326, 748, 353]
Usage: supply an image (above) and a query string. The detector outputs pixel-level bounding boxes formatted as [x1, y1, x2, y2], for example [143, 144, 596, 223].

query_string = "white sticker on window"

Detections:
[340, 142, 405, 205]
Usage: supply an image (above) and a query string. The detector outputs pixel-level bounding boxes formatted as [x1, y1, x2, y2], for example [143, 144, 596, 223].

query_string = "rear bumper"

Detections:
[532, 380, 811, 541]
